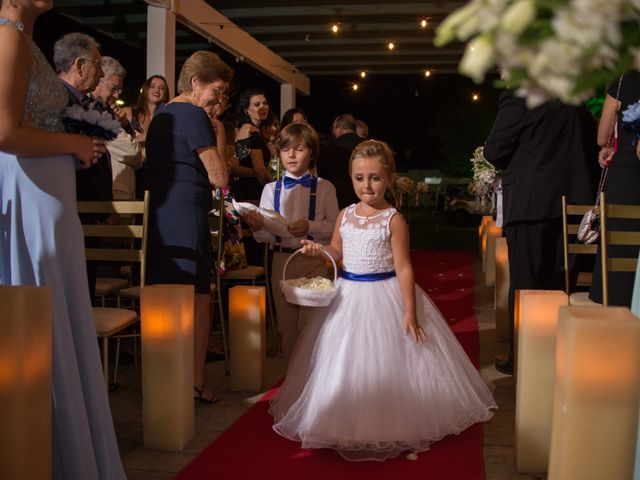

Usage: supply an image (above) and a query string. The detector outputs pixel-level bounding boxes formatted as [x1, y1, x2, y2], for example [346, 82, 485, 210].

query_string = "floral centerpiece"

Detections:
[63, 98, 121, 141]
[468, 146, 501, 198]
[435, 0, 640, 106]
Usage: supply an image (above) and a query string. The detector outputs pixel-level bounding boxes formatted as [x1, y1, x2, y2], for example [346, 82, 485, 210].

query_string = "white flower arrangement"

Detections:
[63, 101, 121, 140]
[468, 146, 501, 196]
[435, 0, 640, 106]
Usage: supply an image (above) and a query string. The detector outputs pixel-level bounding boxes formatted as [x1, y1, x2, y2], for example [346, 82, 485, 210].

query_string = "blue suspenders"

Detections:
[274, 176, 318, 245]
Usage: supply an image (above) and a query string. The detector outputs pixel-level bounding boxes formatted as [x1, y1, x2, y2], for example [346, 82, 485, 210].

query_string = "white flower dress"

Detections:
[270, 205, 497, 461]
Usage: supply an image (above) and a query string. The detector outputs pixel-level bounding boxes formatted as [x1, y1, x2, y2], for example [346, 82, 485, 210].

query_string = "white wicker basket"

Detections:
[280, 249, 338, 307]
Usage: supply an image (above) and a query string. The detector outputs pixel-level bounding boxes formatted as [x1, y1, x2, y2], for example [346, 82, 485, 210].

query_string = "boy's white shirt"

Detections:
[252, 170, 339, 249]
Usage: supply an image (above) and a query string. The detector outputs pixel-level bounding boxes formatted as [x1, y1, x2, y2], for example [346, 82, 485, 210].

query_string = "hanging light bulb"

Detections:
[388, 42, 395, 50]
[424, 69, 431, 78]
[420, 19, 428, 29]
[472, 93, 480, 102]
[360, 71, 367, 78]
[352, 83, 359, 91]
[331, 24, 339, 34]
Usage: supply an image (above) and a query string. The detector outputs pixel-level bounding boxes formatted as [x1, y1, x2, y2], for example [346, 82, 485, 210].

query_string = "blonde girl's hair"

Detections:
[275, 122, 320, 168]
[349, 139, 397, 205]
[177, 51, 233, 95]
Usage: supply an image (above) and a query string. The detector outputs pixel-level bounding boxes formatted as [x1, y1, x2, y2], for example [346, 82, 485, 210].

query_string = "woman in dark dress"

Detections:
[232, 88, 271, 202]
[589, 70, 640, 306]
[145, 51, 232, 403]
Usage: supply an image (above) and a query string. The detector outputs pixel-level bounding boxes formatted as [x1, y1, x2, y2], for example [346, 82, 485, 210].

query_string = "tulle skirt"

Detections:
[270, 276, 496, 461]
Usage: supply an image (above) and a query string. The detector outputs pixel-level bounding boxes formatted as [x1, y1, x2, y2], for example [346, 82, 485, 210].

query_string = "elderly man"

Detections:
[317, 113, 362, 208]
[54, 33, 112, 300]
[91, 56, 142, 201]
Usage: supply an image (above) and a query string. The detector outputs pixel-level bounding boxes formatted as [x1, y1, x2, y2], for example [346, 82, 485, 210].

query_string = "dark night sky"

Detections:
[34, 9, 502, 177]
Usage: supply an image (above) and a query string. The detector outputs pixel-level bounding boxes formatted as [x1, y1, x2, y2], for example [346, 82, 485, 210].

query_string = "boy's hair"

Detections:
[275, 122, 320, 168]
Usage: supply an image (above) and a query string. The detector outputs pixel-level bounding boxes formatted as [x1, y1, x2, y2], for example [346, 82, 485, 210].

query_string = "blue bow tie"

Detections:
[283, 174, 314, 189]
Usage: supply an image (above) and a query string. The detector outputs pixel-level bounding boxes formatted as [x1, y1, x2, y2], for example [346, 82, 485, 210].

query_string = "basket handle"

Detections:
[281, 248, 338, 283]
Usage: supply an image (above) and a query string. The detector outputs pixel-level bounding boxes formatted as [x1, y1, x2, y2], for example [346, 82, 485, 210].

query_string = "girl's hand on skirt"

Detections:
[403, 313, 426, 344]
[300, 239, 323, 256]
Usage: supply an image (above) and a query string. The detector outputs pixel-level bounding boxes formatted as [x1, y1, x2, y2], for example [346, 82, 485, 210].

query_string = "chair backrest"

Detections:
[211, 191, 225, 287]
[599, 191, 640, 306]
[77, 190, 150, 287]
[561, 195, 599, 293]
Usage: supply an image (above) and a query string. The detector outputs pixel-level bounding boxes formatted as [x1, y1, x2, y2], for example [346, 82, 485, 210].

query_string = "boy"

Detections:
[244, 123, 339, 364]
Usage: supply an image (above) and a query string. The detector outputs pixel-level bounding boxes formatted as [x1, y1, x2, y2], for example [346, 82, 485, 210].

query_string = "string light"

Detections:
[360, 71, 367, 78]
[388, 42, 395, 50]
[331, 24, 339, 33]
[420, 19, 428, 29]
[424, 69, 431, 78]
[352, 83, 359, 91]
[472, 93, 480, 102]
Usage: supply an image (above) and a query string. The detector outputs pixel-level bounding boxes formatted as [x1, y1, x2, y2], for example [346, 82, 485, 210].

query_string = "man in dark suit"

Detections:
[317, 113, 362, 209]
[484, 89, 599, 375]
[54, 33, 112, 300]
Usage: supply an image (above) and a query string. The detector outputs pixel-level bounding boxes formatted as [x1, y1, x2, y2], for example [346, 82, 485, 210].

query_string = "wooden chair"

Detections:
[561, 196, 599, 306]
[77, 191, 149, 390]
[598, 191, 640, 307]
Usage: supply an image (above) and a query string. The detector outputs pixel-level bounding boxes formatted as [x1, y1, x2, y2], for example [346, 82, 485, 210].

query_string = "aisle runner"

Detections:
[176, 251, 484, 480]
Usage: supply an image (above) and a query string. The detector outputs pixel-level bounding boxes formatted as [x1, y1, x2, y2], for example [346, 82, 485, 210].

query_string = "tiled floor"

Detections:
[109, 256, 545, 479]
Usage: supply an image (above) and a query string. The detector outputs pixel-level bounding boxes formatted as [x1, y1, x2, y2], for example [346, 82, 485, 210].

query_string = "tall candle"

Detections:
[0, 285, 51, 480]
[548, 306, 640, 480]
[141, 284, 195, 451]
[482, 219, 494, 273]
[229, 286, 266, 392]
[485, 223, 502, 286]
[515, 290, 568, 474]
[494, 237, 510, 342]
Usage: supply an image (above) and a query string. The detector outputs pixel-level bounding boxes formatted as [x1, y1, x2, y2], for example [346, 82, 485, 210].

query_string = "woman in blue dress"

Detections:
[0, 1, 125, 478]
[144, 50, 232, 403]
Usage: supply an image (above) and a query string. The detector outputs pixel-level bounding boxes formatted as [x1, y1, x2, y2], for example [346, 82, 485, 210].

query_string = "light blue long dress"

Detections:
[0, 19, 126, 479]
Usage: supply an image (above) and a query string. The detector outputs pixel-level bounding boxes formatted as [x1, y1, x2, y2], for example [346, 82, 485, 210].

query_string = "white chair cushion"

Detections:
[93, 307, 138, 337]
[223, 266, 265, 280]
[95, 277, 129, 296]
[569, 292, 601, 307]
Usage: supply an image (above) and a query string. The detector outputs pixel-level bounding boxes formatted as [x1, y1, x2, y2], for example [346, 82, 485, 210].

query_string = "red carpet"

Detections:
[176, 250, 484, 480]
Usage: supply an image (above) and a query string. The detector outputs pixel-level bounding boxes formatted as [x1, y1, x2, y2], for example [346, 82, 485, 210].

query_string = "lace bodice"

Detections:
[340, 204, 397, 274]
[0, 18, 67, 132]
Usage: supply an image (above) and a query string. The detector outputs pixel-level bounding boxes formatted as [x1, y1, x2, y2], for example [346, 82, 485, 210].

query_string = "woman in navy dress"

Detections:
[145, 51, 232, 403]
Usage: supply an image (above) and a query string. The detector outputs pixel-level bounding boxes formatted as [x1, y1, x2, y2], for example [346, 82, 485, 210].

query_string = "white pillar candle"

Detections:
[548, 306, 640, 480]
[515, 290, 568, 474]
[479, 215, 492, 258]
[481, 218, 494, 273]
[141, 284, 195, 451]
[0, 286, 51, 480]
[229, 286, 266, 392]
[494, 237, 510, 342]
[485, 222, 502, 286]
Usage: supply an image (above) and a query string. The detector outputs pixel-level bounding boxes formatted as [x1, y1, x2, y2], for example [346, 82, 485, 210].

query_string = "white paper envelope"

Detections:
[232, 199, 290, 237]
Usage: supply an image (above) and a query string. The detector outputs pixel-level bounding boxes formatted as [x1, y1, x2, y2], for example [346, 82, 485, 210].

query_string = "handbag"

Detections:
[576, 75, 623, 244]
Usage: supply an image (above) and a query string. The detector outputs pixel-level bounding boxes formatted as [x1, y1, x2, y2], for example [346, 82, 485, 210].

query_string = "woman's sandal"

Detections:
[194, 385, 220, 404]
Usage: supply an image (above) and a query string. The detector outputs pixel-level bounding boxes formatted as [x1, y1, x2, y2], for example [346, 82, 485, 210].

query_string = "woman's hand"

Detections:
[74, 136, 106, 169]
[300, 239, 323, 256]
[403, 313, 426, 345]
[243, 210, 264, 231]
[288, 219, 309, 237]
[598, 146, 614, 168]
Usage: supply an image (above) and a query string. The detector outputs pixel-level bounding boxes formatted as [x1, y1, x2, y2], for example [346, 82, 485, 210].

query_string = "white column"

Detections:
[280, 83, 295, 119]
[147, 5, 176, 97]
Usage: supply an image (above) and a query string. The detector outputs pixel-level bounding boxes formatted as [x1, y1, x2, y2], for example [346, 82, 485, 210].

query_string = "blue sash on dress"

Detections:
[340, 270, 396, 282]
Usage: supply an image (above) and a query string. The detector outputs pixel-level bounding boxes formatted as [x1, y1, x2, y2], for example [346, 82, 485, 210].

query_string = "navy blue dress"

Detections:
[144, 102, 215, 294]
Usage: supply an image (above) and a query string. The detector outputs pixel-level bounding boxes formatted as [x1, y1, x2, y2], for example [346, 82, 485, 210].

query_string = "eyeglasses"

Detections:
[81, 57, 103, 68]
[100, 80, 123, 96]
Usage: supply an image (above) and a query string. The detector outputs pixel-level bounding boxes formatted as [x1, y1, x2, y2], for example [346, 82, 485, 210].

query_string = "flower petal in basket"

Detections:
[280, 249, 338, 307]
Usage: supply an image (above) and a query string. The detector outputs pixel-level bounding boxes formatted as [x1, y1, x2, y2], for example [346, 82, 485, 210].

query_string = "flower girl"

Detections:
[269, 140, 497, 461]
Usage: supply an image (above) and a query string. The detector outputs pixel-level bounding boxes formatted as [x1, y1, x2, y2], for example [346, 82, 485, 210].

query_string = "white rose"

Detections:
[435, 0, 483, 46]
[501, 0, 536, 35]
[459, 34, 496, 83]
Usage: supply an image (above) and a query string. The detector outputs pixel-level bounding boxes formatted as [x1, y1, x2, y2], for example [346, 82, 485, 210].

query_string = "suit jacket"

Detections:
[483, 89, 600, 225]
[62, 82, 113, 221]
[317, 132, 362, 209]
